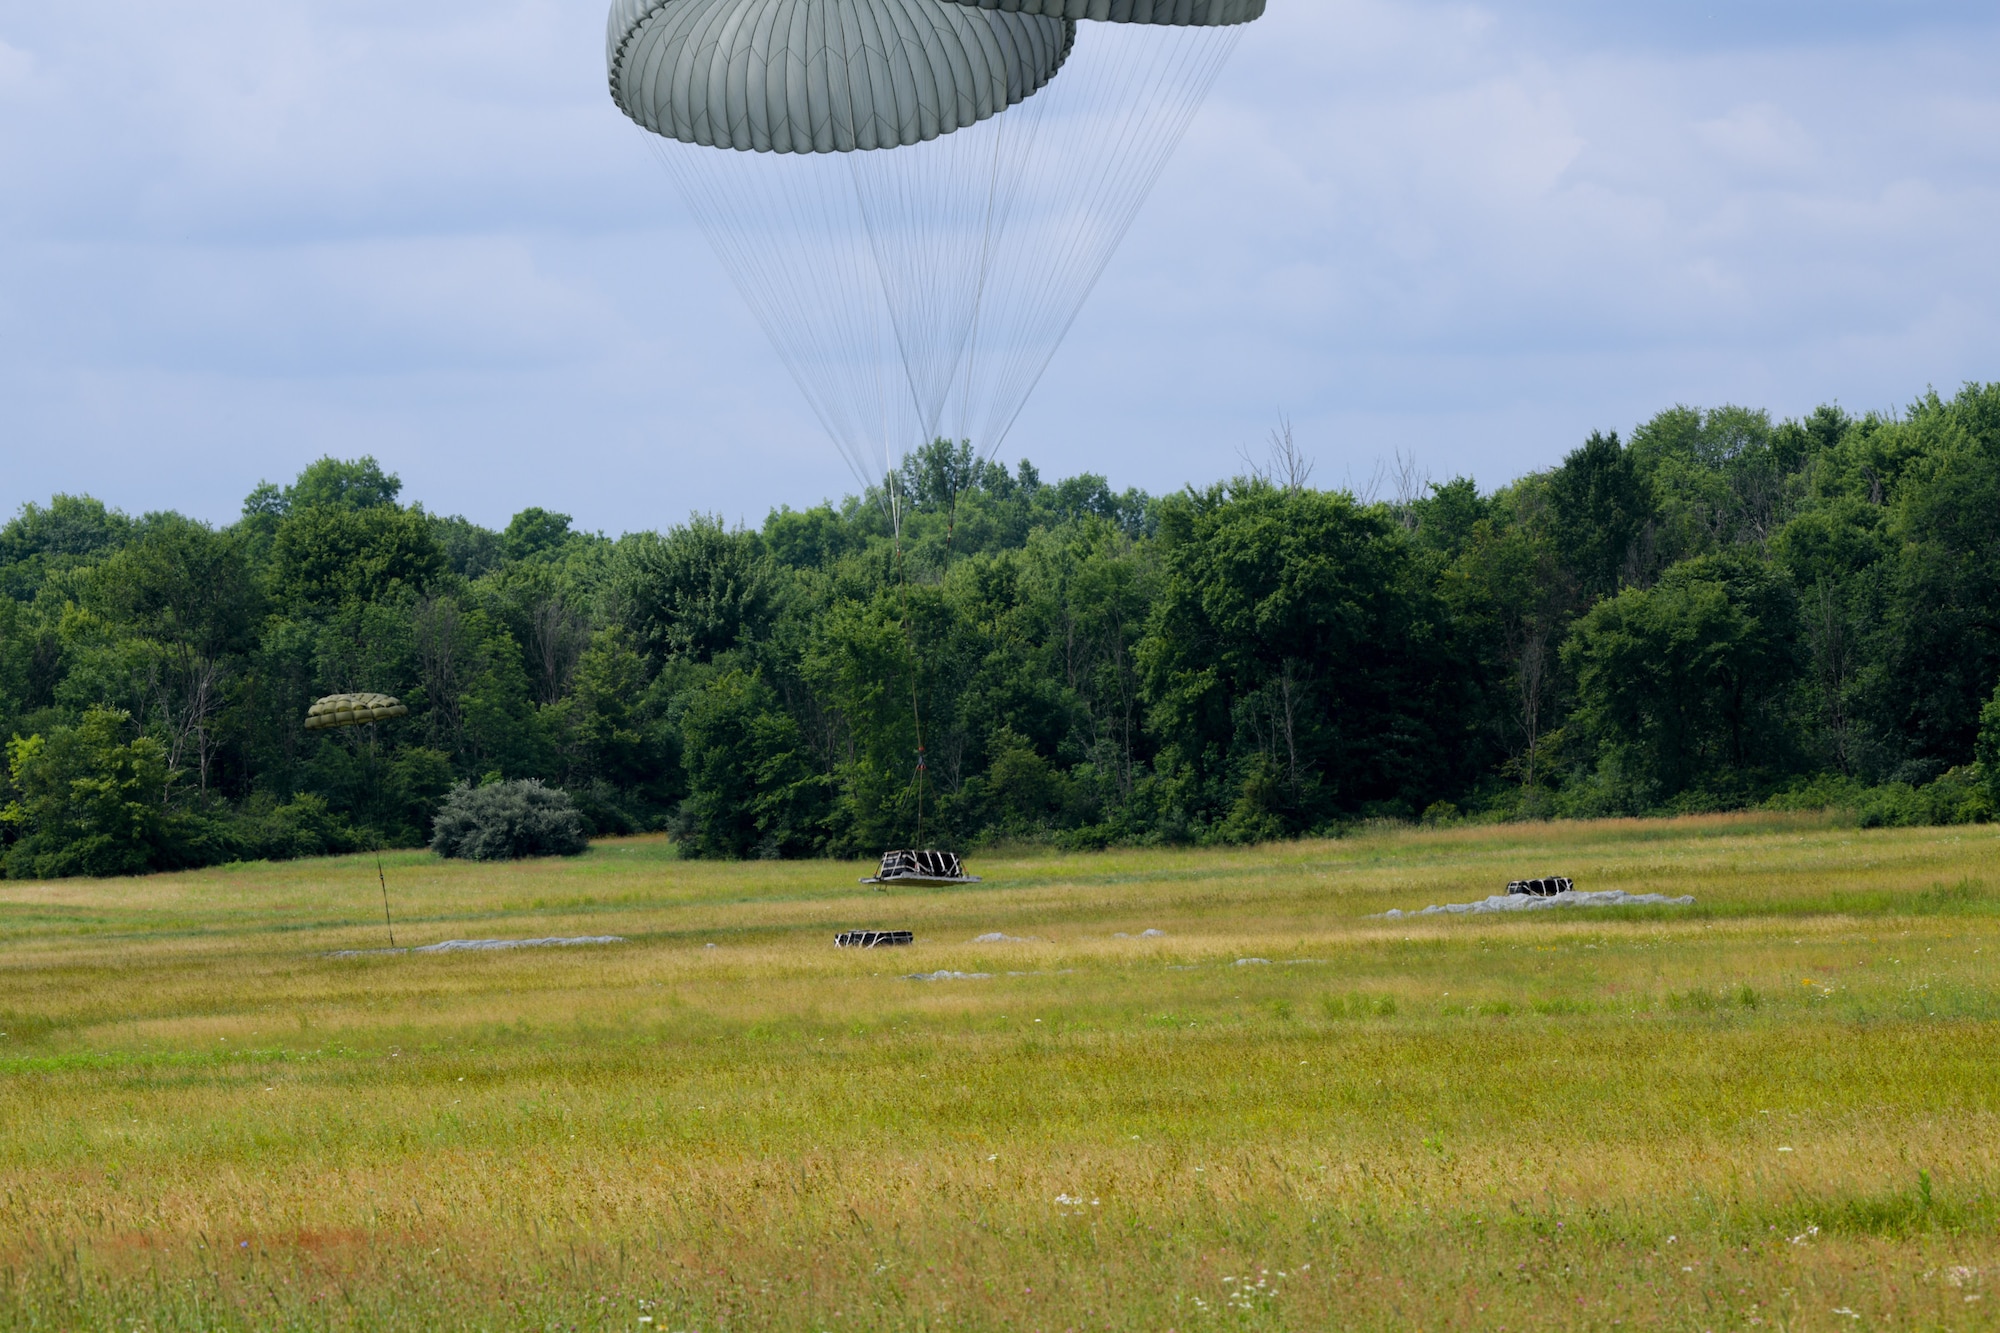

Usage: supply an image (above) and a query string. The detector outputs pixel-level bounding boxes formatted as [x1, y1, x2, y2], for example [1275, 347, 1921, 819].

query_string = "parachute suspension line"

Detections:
[654, 21, 1245, 511]
[847, 125, 1013, 848]
[887, 465, 927, 851]
[654, 140, 912, 516]
[954, 88, 1046, 455]
[658, 137, 949, 847]
[377, 848, 395, 950]
[847, 126, 1018, 844]
[843, 108, 1021, 465]
[361, 722, 395, 947]
[910, 639, 928, 849]
[962, 21, 1245, 459]
[624, 5, 1261, 866]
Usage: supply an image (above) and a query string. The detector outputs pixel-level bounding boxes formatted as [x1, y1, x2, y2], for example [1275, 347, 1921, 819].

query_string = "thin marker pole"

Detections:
[377, 849, 395, 949]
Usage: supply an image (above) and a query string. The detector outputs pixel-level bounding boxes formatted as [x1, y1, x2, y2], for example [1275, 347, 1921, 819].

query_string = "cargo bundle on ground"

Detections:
[835, 930, 916, 949]
[863, 851, 981, 887]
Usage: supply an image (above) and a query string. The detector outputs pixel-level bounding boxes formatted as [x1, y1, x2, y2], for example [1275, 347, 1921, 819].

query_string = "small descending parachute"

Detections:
[609, 0, 1262, 516]
[304, 693, 409, 731]
[303, 692, 410, 948]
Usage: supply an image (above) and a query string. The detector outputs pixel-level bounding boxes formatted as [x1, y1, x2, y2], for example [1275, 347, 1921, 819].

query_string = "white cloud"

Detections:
[0, 37, 33, 94]
[1099, 0, 2000, 479]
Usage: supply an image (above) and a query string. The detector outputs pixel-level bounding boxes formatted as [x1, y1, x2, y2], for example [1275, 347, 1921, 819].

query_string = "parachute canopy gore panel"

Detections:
[608, 0, 1075, 153]
[940, 0, 1265, 26]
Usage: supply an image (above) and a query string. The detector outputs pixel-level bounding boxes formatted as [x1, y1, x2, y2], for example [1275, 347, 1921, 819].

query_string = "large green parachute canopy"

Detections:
[609, 0, 1263, 514]
[304, 694, 409, 731]
[607, 0, 1073, 153]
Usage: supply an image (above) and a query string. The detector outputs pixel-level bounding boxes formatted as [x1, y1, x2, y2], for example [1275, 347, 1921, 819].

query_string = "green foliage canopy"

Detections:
[1141, 482, 1469, 836]
[1563, 553, 1805, 809]
[5, 385, 2000, 877]
[3, 708, 170, 879]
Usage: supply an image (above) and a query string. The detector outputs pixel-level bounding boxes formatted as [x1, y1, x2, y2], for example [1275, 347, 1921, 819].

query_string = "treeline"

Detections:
[4, 382, 2000, 877]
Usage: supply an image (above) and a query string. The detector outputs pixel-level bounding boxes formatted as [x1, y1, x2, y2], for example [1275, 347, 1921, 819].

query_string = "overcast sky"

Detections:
[3, 1, 1997, 534]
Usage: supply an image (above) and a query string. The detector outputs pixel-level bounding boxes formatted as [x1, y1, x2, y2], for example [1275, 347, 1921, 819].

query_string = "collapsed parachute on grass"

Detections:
[303, 694, 408, 731]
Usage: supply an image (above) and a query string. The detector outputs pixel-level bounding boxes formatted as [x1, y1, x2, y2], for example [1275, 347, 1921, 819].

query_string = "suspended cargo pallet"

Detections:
[1507, 877, 1575, 898]
[835, 930, 916, 949]
[862, 850, 983, 887]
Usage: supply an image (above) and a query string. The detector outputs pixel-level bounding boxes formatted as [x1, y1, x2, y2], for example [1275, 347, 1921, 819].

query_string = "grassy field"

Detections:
[2, 814, 1997, 1331]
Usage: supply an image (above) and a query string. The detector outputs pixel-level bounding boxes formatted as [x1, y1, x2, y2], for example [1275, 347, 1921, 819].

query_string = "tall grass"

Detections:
[2, 814, 1997, 1329]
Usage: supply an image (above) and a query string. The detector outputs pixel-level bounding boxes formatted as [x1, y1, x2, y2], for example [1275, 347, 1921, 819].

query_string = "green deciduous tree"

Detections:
[1563, 552, 1806, 808]
[615, 518, 771, 665]
[1440, 514, 1570, 793]
[246, 456, 402, 518]
[270, 505, 444, 611]
[1013, 520, 1155, 809]
[801, 591, 922, 852]
[1546, 431, 1656, 600]
[1867, 386, 2000, 777]
[503, 508, 577, 562]
[0, 495, 134, 602]
[678, 671, 827, 859]
[92, 516, 257, 796]
[1628, 404, 1823, 561]
[1140, 482, 1468, 837]
[2, 708, 170, 879]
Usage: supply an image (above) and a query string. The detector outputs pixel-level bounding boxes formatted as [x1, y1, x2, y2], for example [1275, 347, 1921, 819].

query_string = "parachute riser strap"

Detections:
[369, 727, 395, 948]
[891, 471, 928, 849]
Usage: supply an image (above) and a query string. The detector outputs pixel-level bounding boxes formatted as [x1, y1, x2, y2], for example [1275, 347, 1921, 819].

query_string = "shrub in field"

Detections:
[1854, 768, 1991, 827]
[430, 780, 588, 861]
[1765, 767, 1992, 827]
[230, 794, 364, 862]
[1979, 681, 2000, 808]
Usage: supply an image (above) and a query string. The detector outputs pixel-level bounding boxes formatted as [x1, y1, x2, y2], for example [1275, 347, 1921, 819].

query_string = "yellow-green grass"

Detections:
[2, 815, 1997, 1330]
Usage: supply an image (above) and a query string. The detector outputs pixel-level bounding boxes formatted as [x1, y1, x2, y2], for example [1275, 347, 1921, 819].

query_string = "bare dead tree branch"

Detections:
[1239, 416, 1317, 492]
[1269, 417, 1314, 492]
[1345, 459, 1388, 505]
[528, 596, 591, 706]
